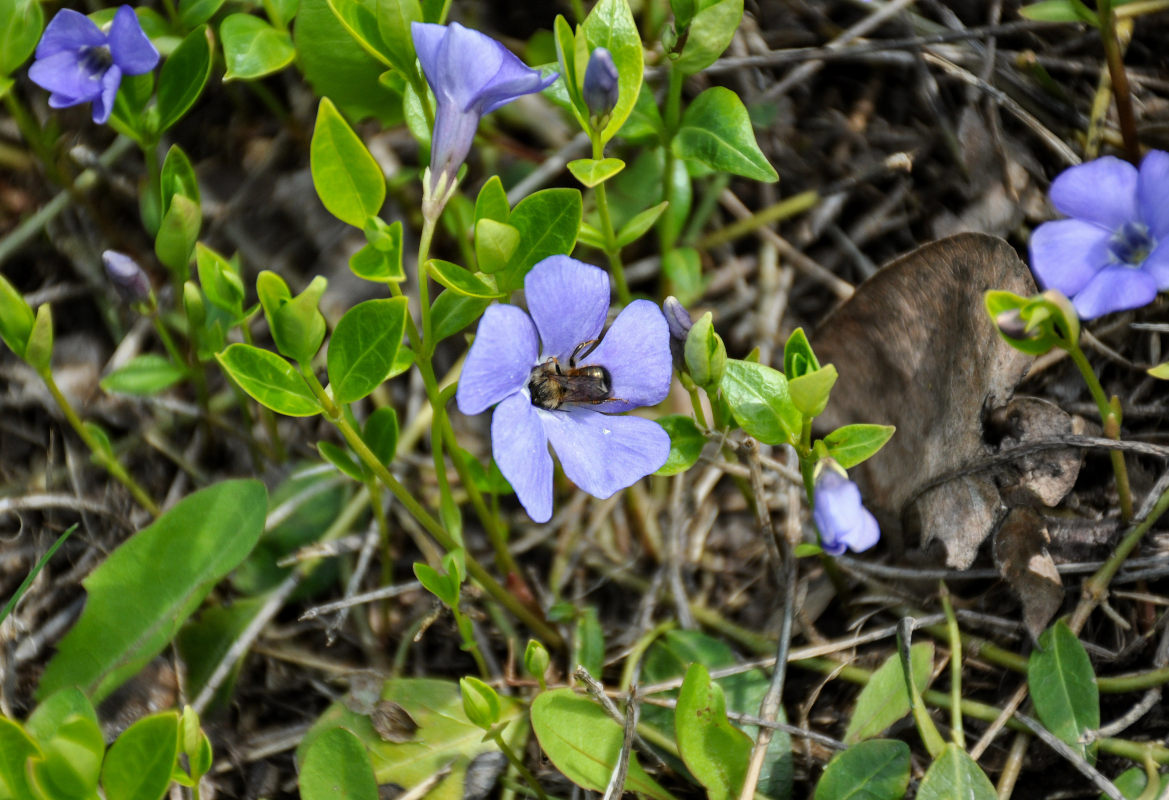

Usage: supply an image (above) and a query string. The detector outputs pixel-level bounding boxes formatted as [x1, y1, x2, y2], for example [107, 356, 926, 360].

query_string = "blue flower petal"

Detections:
[492, 393, 553, 523]
[1138, 150, 1169, 242]
[35, 9, 104, 59]
[411, 22, 446, 85]
[1029, 219, 1111, 297]
[539, 407, 669, 499]
[29, 50, 101, 102]
[475, 60, 557, 115]
[108, 6, 159, 75]
[1071, 265, 1158, 319]
[91, 63, 121, 124]
[588, 299, 672, 413]
[813, 469, 879, 555]
[1049, 156, 1138, 231]
[1144, 242, 1169, 291]
[429, 100, 480, 188]
[524, 256, 610, 363]
[456, 304, 538, 415]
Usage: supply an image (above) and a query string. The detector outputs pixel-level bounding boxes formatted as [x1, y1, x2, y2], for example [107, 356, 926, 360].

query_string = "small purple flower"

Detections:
[411, 22, 557, 205]
[812, 464, 880, 556]
[1030, 151, 1169, 319]
[102, 250, 150, 303]
[582, 47, 619, 120]
[28, 6, 159, 125]
[456, 256, 672, 523]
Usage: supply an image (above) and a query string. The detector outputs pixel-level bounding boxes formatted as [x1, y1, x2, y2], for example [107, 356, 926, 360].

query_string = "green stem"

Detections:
[1067, 341, 1133, 520]
[940, 584, 964, 745]
[687, 385, 709, 429]
[417, 216, 437, 354]
[591, 137, 630, 305]
[453, 608, 490, 677]
[41, 370, 160, 516]
[492, 730, 549, 800]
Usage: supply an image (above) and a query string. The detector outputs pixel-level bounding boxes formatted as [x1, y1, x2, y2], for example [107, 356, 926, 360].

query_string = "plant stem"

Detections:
[1099, 11, 1141, 164]
[493, 730, 549, 800]
[591, 137, 630, 305]
[940, 584, 964, 746]
[41, 370, 160, 516]
[1067, 341, 1133, 520]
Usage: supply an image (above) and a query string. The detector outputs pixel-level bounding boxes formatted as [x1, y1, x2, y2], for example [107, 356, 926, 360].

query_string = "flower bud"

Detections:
[994, 308, 1030, 341]
[583, 47, 619, 122]
[663, 296, 693, 372]
[102, 250, 151, 304]
[684, 311, 726, 389]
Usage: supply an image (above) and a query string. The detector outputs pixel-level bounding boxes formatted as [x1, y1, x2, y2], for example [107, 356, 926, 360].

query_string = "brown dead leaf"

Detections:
[993, 506, 1063, 640]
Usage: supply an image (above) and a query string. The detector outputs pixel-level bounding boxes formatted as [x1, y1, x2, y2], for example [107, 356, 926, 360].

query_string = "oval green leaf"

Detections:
[656, 415, 705, 475]
[567, 157, 626, 187]
[617, 200, 669, 248]
[158, 26, 212, 132]
[0, 715, 39, 800]
[216, 343, 321, 416]
[327, 297, 408, 404]
[673, 87, 778, 183]
[814, 739, 910, 800]
[581, 0, 643, 144]
[0, 0, 44, 77]
[426, 260, 504, 299]
[101, 712, 180, 800]
[844, 643, 933, 744]
[1029, 620, 1099, 761]
[221, 14, 295, 80]
[311, 97, 386, 227]
[101, 354, 186, 396]
[500, 188, 583, 292]
[720, 359, 800, 446]
[822, 423, 895, 469]
[299, 727, 379, 800]
[916, 743, 996, 800]
[676, 663, 752, 800]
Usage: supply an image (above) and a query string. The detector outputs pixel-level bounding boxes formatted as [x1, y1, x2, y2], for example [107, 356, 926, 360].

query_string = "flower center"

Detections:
[1109, 221, 1154, 266]
[80, 45, 114, 76]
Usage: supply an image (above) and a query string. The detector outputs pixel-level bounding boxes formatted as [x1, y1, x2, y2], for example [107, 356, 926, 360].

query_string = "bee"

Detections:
[528, 339, 614, 411]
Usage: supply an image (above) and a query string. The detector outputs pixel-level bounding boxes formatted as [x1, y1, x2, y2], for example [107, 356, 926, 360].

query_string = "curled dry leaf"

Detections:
[993, 506, 1063, 640]
[814, 233, 1079, 568]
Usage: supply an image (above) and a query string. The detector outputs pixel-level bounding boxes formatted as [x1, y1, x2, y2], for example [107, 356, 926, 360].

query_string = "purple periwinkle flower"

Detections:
[411, 22, 557, 210]
[582, 47, 619, 121]
[102, 250, 150, 303]
[1030, 151, 1169, 319]
[28, 6, 159, 125]
[456, 256, 672, 523]
[812, 463, 880, 556]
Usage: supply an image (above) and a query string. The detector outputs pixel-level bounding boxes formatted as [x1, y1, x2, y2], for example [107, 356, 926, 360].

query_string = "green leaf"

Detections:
[221, 14, 295, 80]
[673, 87, 778, 182]
[1109, 767, 1169, 799]
[257, 272, 328, 364]
[179, 0, 227, 27]
[216, 343, 321, 416]
[176, 596, 267, 706]
[374, 0, 422, 78]
[24, 303, 52, 373]
[0, 0, 42, 77]
[160, 145, 200, 218]
[474, 176, 510, 224]
[431, 291, 490, 346]
[656, 415, 705, 475]
[1149, 362, 1169, 380]
[325, 0, 393, 67]
[574, 606, 605, 679]
[318, 440, 365, 480]
[685, 311, 726, 388]
[531, 689, 679, 800]
[363, 406, 399, 466]
[426, 260, 504, 299]
[311, 97, 387, 227]
[101, 712, 179, 800]
[567, 157, 625, 187]
[326, 297, 408, 405]
[26, 688, 98, 744]
[1029, 620, 1099, 761]
[154, 194, 201, 279]
[158, 26, 212, 132]
[783, 328, 819, 379]
[720, 359, 800, 446]
[553, 16, 586, 124]
[618, 80, 665, 144]
[672, 0, 743, 74]
[822, 424, 895, 470]
[28, 715, 104, 799]
[616, 200, 669, 248]
[499, 188, 583, 291]
[844, 643, 933, 744]
[916, 743, 996, 800]
[195, 244, 245, 316]
[36, 480, 267, 703]
[349, 243, 405, 283]
[814, 739, 911, 800]
[581, 0, 643, 145]
[474, 219, 521, 274]
[676, 663, 752, 800]
[1019, 0, 1100, 24]
[101, 354, 186, 396]
[0, 715, 39, 800]
[293, 0, 402, 126]
[299, 727, 379, 800]
[788, 364, 837, 418]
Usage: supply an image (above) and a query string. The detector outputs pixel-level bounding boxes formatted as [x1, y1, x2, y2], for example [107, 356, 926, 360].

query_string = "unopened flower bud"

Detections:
[663, 296, 693, 371]
[583, 47, 619, 122]
[102, 250, 150, 304]
[994, 308, 1030, 340]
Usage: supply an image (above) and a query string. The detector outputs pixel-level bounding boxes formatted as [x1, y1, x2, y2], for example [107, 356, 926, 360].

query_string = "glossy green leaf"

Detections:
[221, 14, 295, 80]
[427, 260, 504, 299]
[195, 244, 245, 316]
[26, 688, 98, 744]
[474, 176, 510, 225]
[257, 271, 328, 364]
[916, 743, 996, 800]
[0, 273, 33, 357]
[160, 145, 200, 218]
[318, 440, 365, 480]
[431, 291, 490, 345]
[672, 0, 742, 74]
[676, 663, 752, 800]
[299, 727, 379, 800]
[101, 712, 179, 800]
[1029, 620, 1099, 761]
[814, 739, 910, 800]
[178, 0, 227, 27]
[788, 364, 837, 418]
[0, 0, 43, 76]
[685, 311, 726, 388]
[37, 480, 267, 703]
[553, 16, 586, 122]
[0, 716, 39, 800]
[363, 406, 399, 466]
[567, 157, 625, 187]
[29, 715, 104, 799]
[374, 0, 422, 78]
[617, 200, 669, 248]
[216, 343, 321, 416]
[581, 0, 643, 144]
[1108, 767, 1169, 799]
[844, 643, 934, 744]
[101, 354, 186, 396]
[311, 97, 386, 227]
[531, 689, 678, 800]
[293, 0, 402, 126]
[673, 87, 778, 182]
[324, 0, 393, 67]
[327, 297, 408, 404]
[158, 26, 212, 132]
[154, 194, 201, 279]
[656, 415, 705, 475]
[822, 424, 895, 470]
[499, 188, 583, 291]
[783, 328, 819, 379]
[720, 359, 800, 446]
[349, 243, 405, 283]
[474, 219, 520, 275]
[618, 80, 665, 144]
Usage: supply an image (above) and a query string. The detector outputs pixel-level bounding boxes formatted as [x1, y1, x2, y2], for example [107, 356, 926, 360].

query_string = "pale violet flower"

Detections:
[411, 22, 557, 210]
[28, 6, 159, 125]
[456, 256, 672, 523]
[812, 463, 880, 556]
[1030, 151, 1169, 319]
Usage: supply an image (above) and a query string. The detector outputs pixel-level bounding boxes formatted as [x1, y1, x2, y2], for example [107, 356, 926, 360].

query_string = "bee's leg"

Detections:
[570, 338, 602, 366]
